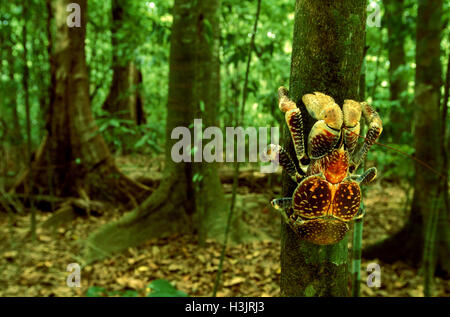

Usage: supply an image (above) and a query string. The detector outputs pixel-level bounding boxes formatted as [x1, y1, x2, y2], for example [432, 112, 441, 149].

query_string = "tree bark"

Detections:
[437, 36, 450, 277]
[12, 0, 150, 206]
[102, 0, 146, 151]
[281, 0, 366, 297]
[5, 32, 22, 146]
[383, 0, 410, 143]
[364, 0, 449, 278]
[128, 62, 146, 125]
[84, 0, 250, 261]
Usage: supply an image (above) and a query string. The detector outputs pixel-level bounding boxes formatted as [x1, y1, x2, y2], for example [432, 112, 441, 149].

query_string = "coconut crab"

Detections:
[267, 87, 382, 245]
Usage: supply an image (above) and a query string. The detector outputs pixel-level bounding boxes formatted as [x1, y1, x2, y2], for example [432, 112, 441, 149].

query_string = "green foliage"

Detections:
[146, 279, 188, 297]
[95, 109, 164, 154]
[367, 143, 414, 181]
[220, 0, 293, 129]
[192, 172, 204, 183]
[85, 279, 187, 297]
[85, 286, 138, 297]
[0, 0, 448, 182]
[85, 286, 106, 297]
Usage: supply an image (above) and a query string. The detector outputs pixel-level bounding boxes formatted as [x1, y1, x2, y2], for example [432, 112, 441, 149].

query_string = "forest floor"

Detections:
[0, 155, 449, 297]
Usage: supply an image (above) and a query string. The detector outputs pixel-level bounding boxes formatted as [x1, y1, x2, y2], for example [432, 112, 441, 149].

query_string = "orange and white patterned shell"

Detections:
[292, 176, 361, 222]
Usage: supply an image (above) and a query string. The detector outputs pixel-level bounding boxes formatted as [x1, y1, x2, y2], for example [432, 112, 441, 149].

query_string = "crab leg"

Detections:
[271, 197, 293, 211]
[353, 208, 366, 220]
[342, 99, 362, 155]
[265, 144, 303, 182]
[351, 167, 377, 185]
[271, 198, 294, 223]
[302, 92, 343, 159]
[278, 87, 307, 170]
[350, 102, 383, 170]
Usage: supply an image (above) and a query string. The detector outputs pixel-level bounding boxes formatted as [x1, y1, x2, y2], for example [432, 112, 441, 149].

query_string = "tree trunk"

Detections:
[84, 0, 250, 262]
[12, 0, 150, 206]
[437, 36, 450, 278]
[128, 62, 146, 125]
[5, 33, 22, 146]
[102, 0, 146, 152]
[281, 0, 366, 297]
[383, 0, 410, 143]
[364, 0, 450, 278]
[0, 4, 22, 157]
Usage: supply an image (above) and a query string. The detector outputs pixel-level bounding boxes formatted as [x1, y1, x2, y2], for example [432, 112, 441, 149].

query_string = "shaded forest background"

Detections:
[0, 0, 449, 297]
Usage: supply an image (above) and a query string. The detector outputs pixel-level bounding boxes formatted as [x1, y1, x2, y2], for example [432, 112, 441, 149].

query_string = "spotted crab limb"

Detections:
[307, 120, 341, 159]
[265, 144, 304, 182]
[342, 99, 362, 154]
[353, 207, 366, 220]
[270, 199, 294, 224]
[352, 167, 377, 185]
[302, 92, 343, 130]
[278, 87, 307, 171]
[302, 92, 343, 159]
[350, 102, 383, 171]
[271, 197, 293, 211]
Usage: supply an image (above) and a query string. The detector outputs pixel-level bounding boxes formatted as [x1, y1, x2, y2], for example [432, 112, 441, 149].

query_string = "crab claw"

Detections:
[302, 92, 343, 159]
[302, 92, 343, 130]
[342, 100, 362, 154]
[308, 120, 341, 159]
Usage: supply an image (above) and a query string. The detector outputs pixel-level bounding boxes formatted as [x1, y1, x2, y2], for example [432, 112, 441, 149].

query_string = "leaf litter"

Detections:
[0, 164, 448, 297]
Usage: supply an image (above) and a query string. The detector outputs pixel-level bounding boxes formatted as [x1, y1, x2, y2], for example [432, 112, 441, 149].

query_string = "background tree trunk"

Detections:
[12, 0, 150, 205]
[281, 0, 366, 297]
[84, 0, 251, 261]
[128, 62, 146, 126]
[192, 0, 230, 244]
[383, 0, 410, 143]
[436, 36, 450, 278]
[102, 0, 146, 151]
[364, 0, 450, 278]
[5, 33, 22, 146]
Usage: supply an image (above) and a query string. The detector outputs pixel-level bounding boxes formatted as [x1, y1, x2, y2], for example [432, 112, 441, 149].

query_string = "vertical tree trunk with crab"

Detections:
[281, 0, 366, 296]
[12, 0, 151, 205]
[364, 0, 450, 278]
[85, 0, 244, 261]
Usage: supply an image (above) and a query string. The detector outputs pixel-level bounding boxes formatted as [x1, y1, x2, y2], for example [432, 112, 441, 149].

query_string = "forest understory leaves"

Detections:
[0, 163, 448, 297]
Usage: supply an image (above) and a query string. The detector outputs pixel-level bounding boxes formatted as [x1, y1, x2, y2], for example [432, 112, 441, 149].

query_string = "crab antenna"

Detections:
[343, 127, 445, 179]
